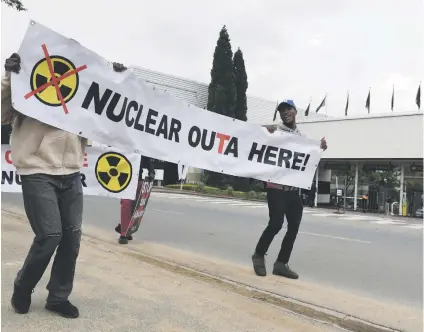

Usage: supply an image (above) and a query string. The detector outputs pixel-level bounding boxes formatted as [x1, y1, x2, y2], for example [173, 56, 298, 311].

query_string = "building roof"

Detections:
[130, 66, 336, 124]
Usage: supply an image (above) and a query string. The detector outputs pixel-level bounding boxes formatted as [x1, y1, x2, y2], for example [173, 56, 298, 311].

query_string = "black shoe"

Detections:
[11, 284, 33, 314]
[45, 301, 79, 318]
[252, 253, 267, 277]
[272, 261, 299, 279]
[119, 236, 129, 244]
[115, 225, 133, 240]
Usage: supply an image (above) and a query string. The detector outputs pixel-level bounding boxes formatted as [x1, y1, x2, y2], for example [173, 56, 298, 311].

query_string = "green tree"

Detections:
[232, 48, 249, 190]
[207, 26, 236, 118]
[2, 0, 26, 11]
[205, 26, 237, 187]
[233, 48, 248, 121]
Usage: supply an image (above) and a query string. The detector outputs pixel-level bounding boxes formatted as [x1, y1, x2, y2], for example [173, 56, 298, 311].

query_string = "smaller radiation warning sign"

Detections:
[95, 152, 133, 193]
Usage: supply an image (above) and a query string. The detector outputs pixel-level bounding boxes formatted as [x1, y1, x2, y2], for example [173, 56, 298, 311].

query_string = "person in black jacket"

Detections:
[114, 155, 155, 244]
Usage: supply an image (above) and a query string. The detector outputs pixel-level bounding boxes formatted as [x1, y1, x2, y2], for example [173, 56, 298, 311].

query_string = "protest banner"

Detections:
[1, 144, 142, 199]
[11, 21, 323, 189]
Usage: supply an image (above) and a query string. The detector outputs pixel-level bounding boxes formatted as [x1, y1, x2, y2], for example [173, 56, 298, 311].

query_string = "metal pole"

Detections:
[335, 175, 339, 208]
[344, 176, 347, 209]
[315, 166, 319, 207]
[399, 164, 405, 216]
[354, 163, 359, 211]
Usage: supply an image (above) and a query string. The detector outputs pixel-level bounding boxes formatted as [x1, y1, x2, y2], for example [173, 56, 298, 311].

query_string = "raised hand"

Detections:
[5, 53, 21, 73]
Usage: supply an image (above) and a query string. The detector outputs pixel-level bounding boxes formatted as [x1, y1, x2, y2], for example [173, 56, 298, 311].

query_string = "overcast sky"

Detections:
[1, 0, 423, 117]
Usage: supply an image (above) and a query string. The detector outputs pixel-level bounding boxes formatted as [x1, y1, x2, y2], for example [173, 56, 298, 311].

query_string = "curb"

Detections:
[1, 208, 405, 332]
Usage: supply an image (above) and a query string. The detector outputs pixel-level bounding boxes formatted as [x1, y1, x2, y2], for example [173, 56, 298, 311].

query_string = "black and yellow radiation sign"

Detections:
[95, 152, 132, 193]
[30, 56, 79, 106]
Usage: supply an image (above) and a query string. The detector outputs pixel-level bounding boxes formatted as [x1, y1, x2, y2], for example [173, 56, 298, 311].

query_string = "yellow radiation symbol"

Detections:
[30, 56, 79, 106]
[95, 152, 133, 193]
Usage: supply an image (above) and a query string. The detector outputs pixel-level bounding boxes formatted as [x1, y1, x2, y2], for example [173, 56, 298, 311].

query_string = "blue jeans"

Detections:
[15, 172, 83, 304]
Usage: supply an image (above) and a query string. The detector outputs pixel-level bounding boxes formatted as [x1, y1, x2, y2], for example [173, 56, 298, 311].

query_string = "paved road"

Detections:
[3, 192, 423, 308]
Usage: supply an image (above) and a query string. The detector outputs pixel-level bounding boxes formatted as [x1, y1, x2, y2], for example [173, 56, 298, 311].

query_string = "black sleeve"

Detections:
[1, 124, 12, 145]
[138, 156, 155, 181]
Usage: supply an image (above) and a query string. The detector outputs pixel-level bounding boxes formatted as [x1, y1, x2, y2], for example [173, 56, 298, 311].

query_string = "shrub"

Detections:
[165, 184, 198, 191]
[248, 190, 257, 199]
[198, 183, 205, 193]
[226, 186, 234, 196]
[257, 192, 267, 200]
[233, 191, 248, 198]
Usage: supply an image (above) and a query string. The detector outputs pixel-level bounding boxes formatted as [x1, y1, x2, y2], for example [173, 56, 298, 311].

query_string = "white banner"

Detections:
[1, 144, 142, 199]
[11, 21, 323, 189]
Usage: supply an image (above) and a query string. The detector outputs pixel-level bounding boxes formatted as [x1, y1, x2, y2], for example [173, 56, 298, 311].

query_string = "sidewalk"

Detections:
[2, 210, 345, 332]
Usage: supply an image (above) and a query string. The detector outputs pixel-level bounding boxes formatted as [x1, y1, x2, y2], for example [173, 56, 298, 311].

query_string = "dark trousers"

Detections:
[255, 188, 303, 263]
[15, 173, 83, 304]
[308, 193, 316, 207]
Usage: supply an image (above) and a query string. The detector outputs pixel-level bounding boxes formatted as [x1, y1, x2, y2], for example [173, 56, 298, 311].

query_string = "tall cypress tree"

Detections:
[233, 48, 248, 121]
[205, 26, 237, 188]
[2, 0, 26, 11]
[207, 26, 236, 118]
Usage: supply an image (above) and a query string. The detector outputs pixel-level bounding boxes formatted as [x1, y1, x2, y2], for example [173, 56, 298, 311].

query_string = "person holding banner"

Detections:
[2, 53, 126, 319]
[108, 63, 156, 244]
[252, 100, 327, 279]
[115, 155, 156, 244]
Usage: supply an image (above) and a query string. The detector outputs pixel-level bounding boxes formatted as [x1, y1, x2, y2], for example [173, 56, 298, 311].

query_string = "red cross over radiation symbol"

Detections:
[24, 44, 87, 114]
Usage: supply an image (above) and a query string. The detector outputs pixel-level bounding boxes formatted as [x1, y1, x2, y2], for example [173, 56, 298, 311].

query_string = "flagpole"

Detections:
[345, 90, 349, 116]
[325, 93, 328, 117]
[392, 84, 394, 112]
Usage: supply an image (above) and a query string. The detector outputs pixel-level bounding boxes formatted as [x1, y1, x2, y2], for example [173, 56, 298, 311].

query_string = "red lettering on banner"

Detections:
[83, 152, 88, 167]
[188, 126, 239, 158]
[5, 150, 12, 164]
[216, 133, 230, 154]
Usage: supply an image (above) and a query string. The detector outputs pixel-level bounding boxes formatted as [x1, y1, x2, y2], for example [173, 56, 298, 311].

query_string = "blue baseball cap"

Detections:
[274, 99, 297, 121]
[277, 99, 297, 111]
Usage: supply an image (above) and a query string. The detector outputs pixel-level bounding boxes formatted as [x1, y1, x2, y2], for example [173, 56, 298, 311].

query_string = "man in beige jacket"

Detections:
[2, 53, 126, 318]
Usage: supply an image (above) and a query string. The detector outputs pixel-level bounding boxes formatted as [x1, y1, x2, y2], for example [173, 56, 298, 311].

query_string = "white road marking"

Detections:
[152, 194, 190, 199]
[341, 216, 378, 221]
[227, 202, 264, 206]
[373, 220, 408, 225]
[403, 224, 424, 229]
[299, 231, 372, 244]
[151, 194, 423, 231]
[309, 213, 337, 218]
[210, 200, 242, 204]
[375, 218, 407, 223]
[149, 208, 184, 215]
[253, 225, 371, 243]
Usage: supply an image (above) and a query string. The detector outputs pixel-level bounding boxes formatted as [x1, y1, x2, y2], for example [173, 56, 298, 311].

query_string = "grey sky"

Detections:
[1, 0, 423, 117]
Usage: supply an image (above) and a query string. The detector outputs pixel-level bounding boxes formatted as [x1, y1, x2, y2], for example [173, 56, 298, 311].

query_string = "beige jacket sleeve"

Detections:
[1, 71, 16, 125]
